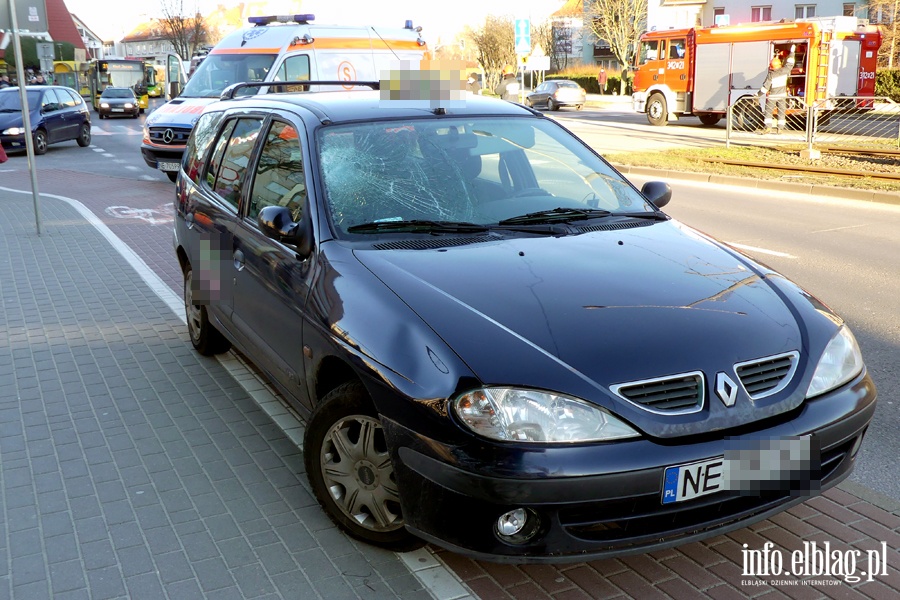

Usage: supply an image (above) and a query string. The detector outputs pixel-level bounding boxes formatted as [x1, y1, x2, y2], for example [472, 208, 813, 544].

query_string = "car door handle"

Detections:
[233, 249, 245, 272]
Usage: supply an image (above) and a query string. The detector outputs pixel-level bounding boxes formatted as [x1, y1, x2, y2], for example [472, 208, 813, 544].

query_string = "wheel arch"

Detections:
[641, 85, 676, 114]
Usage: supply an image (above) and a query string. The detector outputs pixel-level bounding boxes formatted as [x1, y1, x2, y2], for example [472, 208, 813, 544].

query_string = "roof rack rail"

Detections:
[220, 80, 381, 101]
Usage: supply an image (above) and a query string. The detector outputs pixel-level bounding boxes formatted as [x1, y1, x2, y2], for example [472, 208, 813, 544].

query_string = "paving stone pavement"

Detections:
[0, 187, 443, 599]
[2, 171, 899, 600]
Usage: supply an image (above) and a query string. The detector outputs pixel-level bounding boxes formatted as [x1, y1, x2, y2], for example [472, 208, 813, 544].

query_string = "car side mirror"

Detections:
[258, 204, 313, 259]
[641, 181, 672, 209]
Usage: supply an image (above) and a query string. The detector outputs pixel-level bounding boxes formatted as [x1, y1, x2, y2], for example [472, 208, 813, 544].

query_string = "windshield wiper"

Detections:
[498, 207, 613, 226]
[616, 211, 669, 221]
[347, 219, 490, 234]
[0, 108, 21, 113]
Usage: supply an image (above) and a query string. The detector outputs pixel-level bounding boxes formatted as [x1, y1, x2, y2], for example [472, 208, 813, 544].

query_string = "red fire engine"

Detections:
[631, 17, 881, 128]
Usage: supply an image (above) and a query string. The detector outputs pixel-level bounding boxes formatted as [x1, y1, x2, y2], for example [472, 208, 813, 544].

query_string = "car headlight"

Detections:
[2, 127, 24, 135]
[806, 326, 864, 398]
[124, 103, 133, 109]
[452, 388, 640, 443]
[100, 102, 110, 108]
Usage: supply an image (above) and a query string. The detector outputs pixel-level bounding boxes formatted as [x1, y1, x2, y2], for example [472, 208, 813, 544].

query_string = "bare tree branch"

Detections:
[585, 0, 647, 91]
[468, 15, 516, 92]
[159, 0, 209, 60]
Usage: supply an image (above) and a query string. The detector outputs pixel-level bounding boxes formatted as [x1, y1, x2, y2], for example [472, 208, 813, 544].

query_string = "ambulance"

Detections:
[140, 14, 429, 181]
[631, 16, 881, 128]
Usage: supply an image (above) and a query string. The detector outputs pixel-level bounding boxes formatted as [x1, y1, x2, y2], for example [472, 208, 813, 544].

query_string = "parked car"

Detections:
[98, 87, 140, 119]
[174, 82, 876, 562]
[0, 85, 91, 154]
[526, 79, 586, 111]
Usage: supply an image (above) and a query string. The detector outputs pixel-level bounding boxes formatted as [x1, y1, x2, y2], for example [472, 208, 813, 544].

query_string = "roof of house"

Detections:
[552, 0, 584, 19]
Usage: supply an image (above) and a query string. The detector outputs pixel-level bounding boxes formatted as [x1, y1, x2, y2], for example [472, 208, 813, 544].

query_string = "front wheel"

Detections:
[184, 265, 231, 356]
[76, 123, 91, 147]
[304, 382, 424, 552]
[33, 129, 48, 155]
[646, 94, 668, 126]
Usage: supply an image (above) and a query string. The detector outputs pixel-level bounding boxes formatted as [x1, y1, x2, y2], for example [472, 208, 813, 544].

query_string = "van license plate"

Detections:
[662, 456, 725, 504]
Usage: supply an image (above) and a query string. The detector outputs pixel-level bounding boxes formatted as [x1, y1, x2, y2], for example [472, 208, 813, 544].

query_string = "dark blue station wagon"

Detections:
[173, 83, 876, 562]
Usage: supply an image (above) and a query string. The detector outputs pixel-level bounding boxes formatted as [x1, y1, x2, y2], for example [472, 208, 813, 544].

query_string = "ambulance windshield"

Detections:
[181, 53, 278, 98]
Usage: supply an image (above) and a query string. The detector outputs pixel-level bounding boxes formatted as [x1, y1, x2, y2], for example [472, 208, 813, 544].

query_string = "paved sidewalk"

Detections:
[2, 170, 899, 600]
[0, 187, 442, 599]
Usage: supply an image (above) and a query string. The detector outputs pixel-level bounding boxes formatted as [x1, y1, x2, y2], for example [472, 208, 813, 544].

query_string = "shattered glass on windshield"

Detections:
[318, 117, 653, 234]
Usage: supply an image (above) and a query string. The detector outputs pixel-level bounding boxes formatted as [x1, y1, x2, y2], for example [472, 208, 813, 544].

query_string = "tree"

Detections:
[158, 0, 209, 60]
[468, 15, 516, 93]
[868, 0, 899, 68]
[585, 0, 647, 93]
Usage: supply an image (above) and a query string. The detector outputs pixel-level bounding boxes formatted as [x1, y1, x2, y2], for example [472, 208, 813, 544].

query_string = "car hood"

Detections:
[145, 98, 216, 129]
[0, 110, 30, 129]
[353, 221, 817, 439]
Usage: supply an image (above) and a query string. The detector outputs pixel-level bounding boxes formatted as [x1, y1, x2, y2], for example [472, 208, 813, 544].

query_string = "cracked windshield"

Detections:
[319, 117, 653, 234]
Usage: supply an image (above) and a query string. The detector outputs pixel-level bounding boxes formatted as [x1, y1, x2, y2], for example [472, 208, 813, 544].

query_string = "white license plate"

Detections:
[112, 108, 124, 112]
[158, 161, 180, 172]
[662, 456, 725, 504]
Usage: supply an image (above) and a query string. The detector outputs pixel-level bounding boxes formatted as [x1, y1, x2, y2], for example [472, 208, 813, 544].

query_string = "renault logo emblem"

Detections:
[716, 372, 738, 407]
[162, 128, 175, 144]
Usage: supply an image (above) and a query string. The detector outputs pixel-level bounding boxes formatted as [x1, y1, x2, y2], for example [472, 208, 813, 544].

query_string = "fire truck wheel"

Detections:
[698, 113, 721, 127]
[646, 94, 668, 126]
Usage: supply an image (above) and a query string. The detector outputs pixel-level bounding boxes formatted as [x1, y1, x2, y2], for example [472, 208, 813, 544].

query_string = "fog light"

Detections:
[496, 508, 528, 537]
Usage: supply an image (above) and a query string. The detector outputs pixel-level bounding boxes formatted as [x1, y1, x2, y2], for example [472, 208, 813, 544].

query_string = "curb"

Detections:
[614, 164, 900, 205]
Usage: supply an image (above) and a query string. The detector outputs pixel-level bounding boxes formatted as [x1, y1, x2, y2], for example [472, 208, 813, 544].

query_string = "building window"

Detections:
[751, 6, 772, 22]
[843, 3, 856, 17]
[795, 5, 816, 18]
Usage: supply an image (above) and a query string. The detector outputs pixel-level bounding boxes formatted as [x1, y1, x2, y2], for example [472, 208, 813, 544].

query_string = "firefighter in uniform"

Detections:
[758, 44, 796, 134]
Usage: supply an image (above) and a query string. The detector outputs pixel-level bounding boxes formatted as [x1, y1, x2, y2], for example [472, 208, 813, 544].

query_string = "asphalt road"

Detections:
[6, 101, 896, 502]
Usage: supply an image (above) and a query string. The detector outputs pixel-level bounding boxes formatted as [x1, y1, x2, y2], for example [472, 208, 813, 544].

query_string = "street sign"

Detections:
[525, 56, 550, 71]
[0, 0, 49, 32]
[37, 40, 53, 72]
[515, 18, 531, 55]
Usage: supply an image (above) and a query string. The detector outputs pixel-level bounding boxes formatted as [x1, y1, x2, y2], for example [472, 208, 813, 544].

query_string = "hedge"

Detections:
[545, 74, 633, 96]
[875, 69, 900, 103]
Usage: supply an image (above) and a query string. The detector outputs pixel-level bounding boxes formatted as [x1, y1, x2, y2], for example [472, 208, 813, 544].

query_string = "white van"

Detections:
[140, 14, 428, 181]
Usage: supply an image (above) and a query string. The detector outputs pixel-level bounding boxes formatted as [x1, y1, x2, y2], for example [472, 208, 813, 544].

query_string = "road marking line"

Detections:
[126, 166, 140, 171]
[726, 242, 797, 259]
[811, 224, 868, 234]
[92, 148, 105, 152]
[102, 153, 115, 158]
[0, 185, 468, 600]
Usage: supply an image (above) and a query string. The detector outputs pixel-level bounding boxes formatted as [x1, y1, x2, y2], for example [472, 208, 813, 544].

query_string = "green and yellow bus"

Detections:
[87, 59, 149, 113]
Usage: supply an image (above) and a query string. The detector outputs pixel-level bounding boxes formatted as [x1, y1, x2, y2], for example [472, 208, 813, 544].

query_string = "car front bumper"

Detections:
[382, 371, 876, 563]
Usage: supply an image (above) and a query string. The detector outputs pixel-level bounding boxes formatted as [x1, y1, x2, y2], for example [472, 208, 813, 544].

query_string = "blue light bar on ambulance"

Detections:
[248, 14, 315, 26]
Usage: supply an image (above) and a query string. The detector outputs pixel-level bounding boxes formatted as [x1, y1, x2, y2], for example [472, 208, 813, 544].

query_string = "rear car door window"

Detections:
[184, 111, 225, 185]
[212, 118, 264, 208]
[248, 120, 305, 222]
[41, 89, 61, 112]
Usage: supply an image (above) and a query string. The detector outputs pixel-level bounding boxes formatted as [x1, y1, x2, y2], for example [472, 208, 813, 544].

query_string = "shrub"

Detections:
[875, 69, 900, 102]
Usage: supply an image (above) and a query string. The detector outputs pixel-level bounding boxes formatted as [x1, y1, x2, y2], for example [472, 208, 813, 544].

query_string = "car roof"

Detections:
[208, 90, 536, 125]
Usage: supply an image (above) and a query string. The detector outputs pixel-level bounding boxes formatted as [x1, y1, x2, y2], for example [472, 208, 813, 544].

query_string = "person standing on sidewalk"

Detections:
[494, 66, 520, 102]
[597, 67, 607, 95]
[758, 44, 796, 134]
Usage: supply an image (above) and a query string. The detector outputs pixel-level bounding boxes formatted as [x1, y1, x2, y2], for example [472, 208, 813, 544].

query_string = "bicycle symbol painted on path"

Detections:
[105, 204, 174, 225]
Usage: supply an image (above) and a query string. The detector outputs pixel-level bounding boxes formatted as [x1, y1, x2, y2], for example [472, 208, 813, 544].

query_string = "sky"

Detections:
[63, 0, 559, 45]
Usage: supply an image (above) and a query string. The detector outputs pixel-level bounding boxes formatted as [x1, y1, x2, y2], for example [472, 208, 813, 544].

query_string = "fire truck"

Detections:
[631, 17, 881, 128]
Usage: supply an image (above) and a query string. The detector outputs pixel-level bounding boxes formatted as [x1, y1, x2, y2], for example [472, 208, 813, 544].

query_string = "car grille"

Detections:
[611, 372, 704, 414]
[735, 351, 799, 399]
[147, 126, 192, 147]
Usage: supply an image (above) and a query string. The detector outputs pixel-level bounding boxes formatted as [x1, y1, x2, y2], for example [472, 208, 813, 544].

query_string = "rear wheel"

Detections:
[733, 104, 763, 132]
[76, 123, 91, 147]
[547, 98, 558, 111]
[304, 381, 424, 552]
[184, 265, 231, 356]
[646, 94, 668, 126]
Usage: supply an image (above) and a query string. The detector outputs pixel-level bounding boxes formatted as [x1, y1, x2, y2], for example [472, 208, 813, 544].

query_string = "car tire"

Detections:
[33, 129, 48, 155]
[576, 104, 584, 111]
[646, 94, 668, 126]
[698, 113, 721, 127]
[184, 265, 231, 356]
[304, 381, 424, 552]
[548, 98, 558, 111]
[166, 171, 178, 183]
[76, 123, 91, 147]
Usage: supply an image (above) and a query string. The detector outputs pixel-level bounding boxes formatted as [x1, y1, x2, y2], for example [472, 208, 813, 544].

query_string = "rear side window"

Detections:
[183, 111, 225, 185]
[211, 118, 264, 208]
[247, 120, 305, 222]
[41, 89, 61, 112]
[60, 89, 80, 108]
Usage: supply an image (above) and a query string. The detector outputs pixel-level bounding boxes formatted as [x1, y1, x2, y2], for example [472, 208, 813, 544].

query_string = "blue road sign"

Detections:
[515, 18, 531, 55]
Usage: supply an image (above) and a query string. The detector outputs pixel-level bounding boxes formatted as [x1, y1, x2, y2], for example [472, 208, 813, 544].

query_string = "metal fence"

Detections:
[726, 95, 900, 153]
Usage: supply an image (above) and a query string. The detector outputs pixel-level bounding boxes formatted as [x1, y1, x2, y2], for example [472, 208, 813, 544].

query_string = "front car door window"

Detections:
[247, 120, 306, 222]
